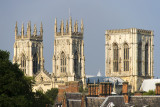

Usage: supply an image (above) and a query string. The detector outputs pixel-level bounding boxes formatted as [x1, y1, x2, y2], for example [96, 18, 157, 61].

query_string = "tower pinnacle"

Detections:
[76, 20, 78, 32]
[61, 20, 64, 35]
[21, 23, 24, 38]
[27, 21, 31, 38]
[33, 24, 37, 36]
[69, 17, 72, 34]
[74, 21, 76, 32]
[54, 18, 57, 36]
[66, 20, 68, 33]
[81, 19, 84, 33]
[15, 21, 18, 39]
[40, 22, 43, 36]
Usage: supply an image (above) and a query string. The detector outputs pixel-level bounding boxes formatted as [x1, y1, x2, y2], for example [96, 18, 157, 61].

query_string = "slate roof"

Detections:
[66, 93, 82, 100]
[101, 96, 126, 107]
[100, 95, 160, 107]
[129, 96, 160, 107]
[86, 97, 105, 107]
[86, 76, 124, 85]
[66, 93, 82, 107]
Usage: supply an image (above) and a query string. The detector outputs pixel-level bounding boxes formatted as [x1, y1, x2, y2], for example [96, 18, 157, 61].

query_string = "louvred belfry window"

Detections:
[113, 43, 118, 72]
[124, 43, 129, 71]
[60, 52, 66, 72]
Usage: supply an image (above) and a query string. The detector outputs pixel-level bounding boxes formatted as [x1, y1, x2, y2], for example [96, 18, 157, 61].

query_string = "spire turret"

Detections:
[15, 21, 18, 39]
[74, 21, 76, 32]
[27, 21, 31, 38]
[15, 21, 42, 40]
[55, 17, 83, 36]
[21, 23, 24, 38]
[76, 20, 78, 32]
[60, 20, 64, 35]
[81, 19, 84, 33]
[33, 24, 37, 36]
[40, 22, 43, 36]
[66, 20, 68, 33]
[54, 18, 57, 35]
[69, 17, 72, 34]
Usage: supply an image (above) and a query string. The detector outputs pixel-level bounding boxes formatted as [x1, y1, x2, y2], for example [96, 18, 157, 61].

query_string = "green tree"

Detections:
[143, 90, 155, 95]
[34, 91, 51, 107]
[0, 50, 34, 107]
[45, 88, 58, 104]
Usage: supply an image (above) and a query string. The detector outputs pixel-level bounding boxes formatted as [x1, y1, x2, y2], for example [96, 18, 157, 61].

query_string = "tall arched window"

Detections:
[113, 43, 118, 72]
[138, 42, 142, 75]
[74, 51, 78, 73]
[60, 52, 66, 72]
[145, 43, 148, 76]
[21, 54, 26, 74]
[124, 43, 129, 71]
[33, 54, 38, 74]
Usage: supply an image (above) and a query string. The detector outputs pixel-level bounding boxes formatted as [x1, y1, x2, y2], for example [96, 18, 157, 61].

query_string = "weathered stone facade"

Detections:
[13, 18, 86, 92]
[32, 70, 52, 92]
[105, 28, 154, 92]
[52, 17, 86, 88]
[13, 22, 44, 76]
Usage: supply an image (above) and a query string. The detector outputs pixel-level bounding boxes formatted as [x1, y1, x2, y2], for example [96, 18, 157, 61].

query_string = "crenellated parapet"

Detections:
[15, 21, 43, 41]
[106, 28, 153, 35]
[54, 17, 84, 37]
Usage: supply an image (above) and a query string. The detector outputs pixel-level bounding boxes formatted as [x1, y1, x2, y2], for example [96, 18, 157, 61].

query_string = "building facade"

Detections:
[13, 22, 44, 76]
[52, 17, 86, 88]
[105, 28, 154, 92]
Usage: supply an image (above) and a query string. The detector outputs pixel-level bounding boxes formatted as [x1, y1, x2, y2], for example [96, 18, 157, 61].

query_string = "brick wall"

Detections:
[57, 81, 80, 103]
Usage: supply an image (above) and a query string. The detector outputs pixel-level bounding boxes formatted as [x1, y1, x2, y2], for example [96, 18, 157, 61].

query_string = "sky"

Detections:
[0, 0, 160, 78]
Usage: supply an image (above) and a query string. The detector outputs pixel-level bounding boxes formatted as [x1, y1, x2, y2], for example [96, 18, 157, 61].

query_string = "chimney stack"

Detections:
[156, 83, 160, 95]
[122, 82, 129, 103]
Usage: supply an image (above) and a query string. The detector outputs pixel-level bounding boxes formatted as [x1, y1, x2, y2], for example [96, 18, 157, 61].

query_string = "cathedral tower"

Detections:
[13, 22, 44, 76]
[105, 28, 154, 92]
[52, 17, 86, 87]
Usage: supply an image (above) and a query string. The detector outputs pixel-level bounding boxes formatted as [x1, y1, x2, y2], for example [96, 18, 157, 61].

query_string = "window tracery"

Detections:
[145, 43, 148, 76]
[21, 54, 26, 74]
[60, 52, 66, 72]
[113, 43, 118, 72]
[124, 43, 129, 71]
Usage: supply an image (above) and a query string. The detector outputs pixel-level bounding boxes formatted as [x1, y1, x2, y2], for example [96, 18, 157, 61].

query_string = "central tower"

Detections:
[52, 17, 86, 87]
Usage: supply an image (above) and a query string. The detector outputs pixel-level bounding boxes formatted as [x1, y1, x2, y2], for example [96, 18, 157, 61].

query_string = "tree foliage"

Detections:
[0, 50, 34, 107]
[0, 50, 59, 106]
[34, 91, 51, 107]
[45, 88, 58, 104]
[143, 90, 155, 95]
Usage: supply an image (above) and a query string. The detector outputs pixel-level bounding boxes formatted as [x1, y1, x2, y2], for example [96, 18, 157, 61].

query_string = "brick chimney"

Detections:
[122, 82, 129, 103]
[155, 83, 160, 95]
[81, 94, 86, 107]
[99, 82, 112, 97]
[88, 84, 99, 96]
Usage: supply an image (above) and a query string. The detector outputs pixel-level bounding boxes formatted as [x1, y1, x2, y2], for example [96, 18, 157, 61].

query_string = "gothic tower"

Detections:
[52, 17, 86, 87]
[13, 22, 44, 76]
[105, 28, 154, 92]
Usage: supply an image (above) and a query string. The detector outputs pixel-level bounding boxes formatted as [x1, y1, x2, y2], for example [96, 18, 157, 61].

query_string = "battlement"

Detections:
[106, 28, 153, 35]
[15, 21, 43, 41]
[54, 17, 84, 37]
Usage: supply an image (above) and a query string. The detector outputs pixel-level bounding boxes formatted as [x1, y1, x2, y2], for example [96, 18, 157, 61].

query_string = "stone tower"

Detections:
[52, 17, 86, 87]
[13, 21, 44, 76]
[105, 28, 154, 92]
